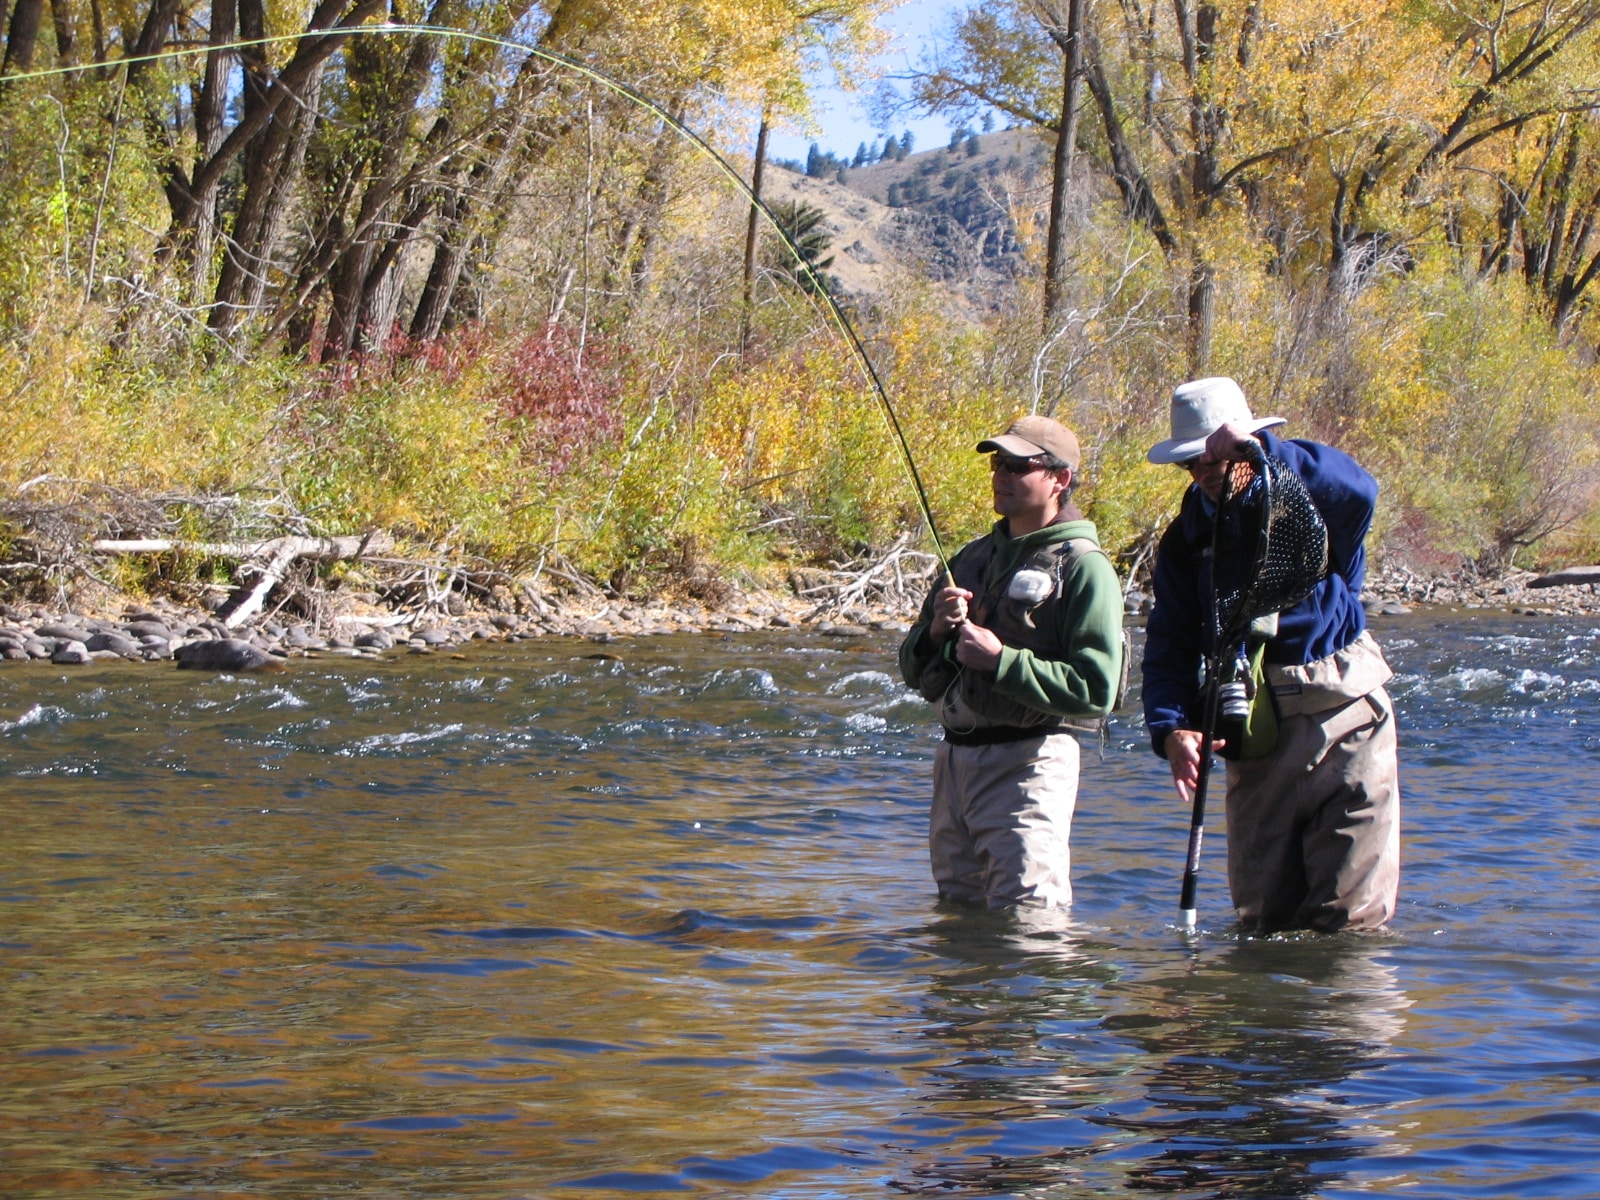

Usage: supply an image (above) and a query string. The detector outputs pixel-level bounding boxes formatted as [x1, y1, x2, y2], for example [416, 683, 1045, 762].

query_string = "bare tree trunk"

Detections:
[740, 111, 770, 353]
[1187, 260, 1215, 375]
[610, 106, 682, 307]
[1042, 0, 1084, 328]
[409, 182, 477, 340]
[88, 0, 103, 62]
[1082, 43, 1175, 254]
[157, 0, 385, 251]
[2, 0, 45, 73]
[47, 0, 73, 63]
[122, 0, 180, 85]
[406, 0, 588, 339]
[209, 62, 326, 336]
[318, 24, 447, 358]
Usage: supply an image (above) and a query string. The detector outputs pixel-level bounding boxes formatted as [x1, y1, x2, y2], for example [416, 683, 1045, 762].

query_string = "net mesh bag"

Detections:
[1212, 452, 1329, 642]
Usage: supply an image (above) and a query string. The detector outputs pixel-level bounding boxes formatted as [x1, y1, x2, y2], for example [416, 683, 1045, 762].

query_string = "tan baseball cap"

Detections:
[976, 415, 1081, 471]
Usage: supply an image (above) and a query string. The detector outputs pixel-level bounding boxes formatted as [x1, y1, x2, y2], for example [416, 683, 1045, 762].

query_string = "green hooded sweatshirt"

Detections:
[898, 516, 1124, 725]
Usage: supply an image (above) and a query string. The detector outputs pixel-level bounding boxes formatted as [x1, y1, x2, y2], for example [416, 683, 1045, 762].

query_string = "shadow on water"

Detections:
[897, 906, 1407, 1198]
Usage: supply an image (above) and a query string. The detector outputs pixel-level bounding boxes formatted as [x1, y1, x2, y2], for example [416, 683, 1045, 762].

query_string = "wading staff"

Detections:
[1178, 459, 1241, 931]
[1, 24, 957, 584]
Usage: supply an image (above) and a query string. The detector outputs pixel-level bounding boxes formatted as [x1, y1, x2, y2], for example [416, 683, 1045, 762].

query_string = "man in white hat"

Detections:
[898, 415, 1125, 908]
[1143, 378, 1401, 932]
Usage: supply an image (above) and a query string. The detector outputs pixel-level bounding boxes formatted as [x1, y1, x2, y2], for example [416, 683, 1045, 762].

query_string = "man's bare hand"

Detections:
[1164, 728, 1226, 803]
[930, 585, 973, 642]
[1203, 421, 1260, 465]
[953, 621, 1004, 671]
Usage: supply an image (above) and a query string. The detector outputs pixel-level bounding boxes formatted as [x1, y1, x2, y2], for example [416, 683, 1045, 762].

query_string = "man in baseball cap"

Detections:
[898, 413, 1124, 909]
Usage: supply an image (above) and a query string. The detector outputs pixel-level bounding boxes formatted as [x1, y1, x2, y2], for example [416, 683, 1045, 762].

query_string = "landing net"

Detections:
[1213, 453, 1329, 642]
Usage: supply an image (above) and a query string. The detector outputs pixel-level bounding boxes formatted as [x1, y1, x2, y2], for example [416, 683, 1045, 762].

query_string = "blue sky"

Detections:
[763, 0, 976, 166]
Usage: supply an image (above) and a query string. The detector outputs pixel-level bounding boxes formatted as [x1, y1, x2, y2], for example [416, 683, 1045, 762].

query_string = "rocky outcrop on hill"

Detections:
[766, 128, 1051, 316]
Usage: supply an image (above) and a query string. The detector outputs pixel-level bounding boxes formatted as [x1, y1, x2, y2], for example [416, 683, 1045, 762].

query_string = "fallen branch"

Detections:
[91, 532, 394, 628]
[797, 535, 939, 616]
[91, 533, 392, 561]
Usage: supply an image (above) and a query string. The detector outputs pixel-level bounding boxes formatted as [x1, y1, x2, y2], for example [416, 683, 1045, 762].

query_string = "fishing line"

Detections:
[0, 22, 954, 573]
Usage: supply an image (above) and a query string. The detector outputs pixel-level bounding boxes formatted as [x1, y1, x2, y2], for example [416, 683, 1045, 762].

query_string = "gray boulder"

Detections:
[284, 626, 326, 650]
[51, 639, 93, 665]
[124, 619, 174, 639]
[87, 632, 142, 657]
[36, 622, 89, 641]
[174, 638, 285, 673]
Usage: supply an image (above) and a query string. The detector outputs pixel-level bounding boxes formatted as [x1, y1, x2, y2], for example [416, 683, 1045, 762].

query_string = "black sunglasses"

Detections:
[990, 453, 1049, 476]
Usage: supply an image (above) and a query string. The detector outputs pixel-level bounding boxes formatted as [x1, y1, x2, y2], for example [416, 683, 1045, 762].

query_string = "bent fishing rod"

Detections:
[1, 22, 954, 578]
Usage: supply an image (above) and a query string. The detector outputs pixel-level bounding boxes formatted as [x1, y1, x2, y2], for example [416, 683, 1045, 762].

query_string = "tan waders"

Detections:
[1224, 685, 1400, 932]
[930, 732, 1080, 908]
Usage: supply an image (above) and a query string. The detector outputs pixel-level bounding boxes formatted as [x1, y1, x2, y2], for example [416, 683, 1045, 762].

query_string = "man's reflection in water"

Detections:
[1098, 936, 1409, 1198]
[900, 911, 1408, 1197]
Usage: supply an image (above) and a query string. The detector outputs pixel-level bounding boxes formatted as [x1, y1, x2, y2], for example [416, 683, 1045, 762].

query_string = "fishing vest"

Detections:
[919, 534, 1123, 735]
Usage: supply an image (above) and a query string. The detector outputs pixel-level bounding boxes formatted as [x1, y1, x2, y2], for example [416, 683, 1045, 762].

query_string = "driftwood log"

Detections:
[91, 532, 394, 627]
[1528, 565, 1600, 589]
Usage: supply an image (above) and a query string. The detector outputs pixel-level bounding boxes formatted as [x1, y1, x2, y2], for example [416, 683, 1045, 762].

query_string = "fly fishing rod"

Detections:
[0, 22, 954, 577]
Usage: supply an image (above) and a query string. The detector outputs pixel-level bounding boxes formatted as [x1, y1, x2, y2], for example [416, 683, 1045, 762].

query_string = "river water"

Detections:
[2, 611, 1598, 1198]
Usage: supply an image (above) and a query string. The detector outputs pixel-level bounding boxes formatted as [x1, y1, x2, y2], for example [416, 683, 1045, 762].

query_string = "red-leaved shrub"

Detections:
[489, 324, 626, 477]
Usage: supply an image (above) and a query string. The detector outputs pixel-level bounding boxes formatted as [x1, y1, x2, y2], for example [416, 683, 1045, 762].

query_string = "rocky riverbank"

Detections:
[3, 561, 1598, 673]
[0, 585, 901, 672]
[1358, 563, 1600, 618]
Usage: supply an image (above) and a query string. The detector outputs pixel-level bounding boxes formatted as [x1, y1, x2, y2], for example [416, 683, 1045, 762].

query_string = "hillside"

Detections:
[763, 127, 1053, 316]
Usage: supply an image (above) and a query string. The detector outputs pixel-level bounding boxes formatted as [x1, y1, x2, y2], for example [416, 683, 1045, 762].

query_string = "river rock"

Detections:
[87, 632, 142, 657]
[354, 629, 394, 650]
[414, 626, 453, 646]
[124, 619, 174, 639]
[51, 640, 92, 665]
[174, 638, 285, 673]
[37, 622, 90, 640]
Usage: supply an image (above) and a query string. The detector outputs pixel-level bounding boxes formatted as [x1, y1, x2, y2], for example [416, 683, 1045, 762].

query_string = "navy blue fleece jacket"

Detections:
[1141, 429, 1377, 757]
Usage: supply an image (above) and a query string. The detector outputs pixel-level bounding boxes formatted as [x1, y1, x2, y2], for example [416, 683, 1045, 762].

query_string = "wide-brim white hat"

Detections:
[1146, 377, 1285, 464]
